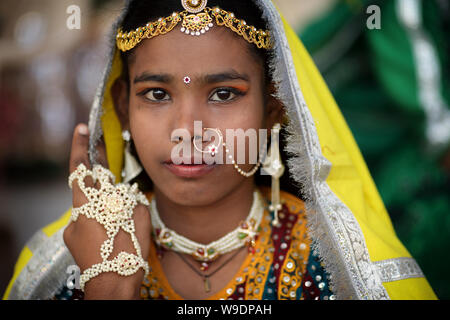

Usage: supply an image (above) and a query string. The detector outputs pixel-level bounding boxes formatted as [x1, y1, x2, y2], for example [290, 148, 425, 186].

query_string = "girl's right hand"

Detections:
[63, 124, 151, 300]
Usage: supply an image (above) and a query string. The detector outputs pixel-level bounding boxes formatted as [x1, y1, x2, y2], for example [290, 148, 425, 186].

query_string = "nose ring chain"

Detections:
[193, 128, 263, 178]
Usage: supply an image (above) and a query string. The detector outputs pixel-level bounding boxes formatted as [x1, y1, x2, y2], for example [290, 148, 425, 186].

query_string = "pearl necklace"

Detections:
[150, 190, 265, 265]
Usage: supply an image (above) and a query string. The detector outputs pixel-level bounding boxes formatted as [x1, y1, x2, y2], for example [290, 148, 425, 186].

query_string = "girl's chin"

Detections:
[156, 183, 228, 207]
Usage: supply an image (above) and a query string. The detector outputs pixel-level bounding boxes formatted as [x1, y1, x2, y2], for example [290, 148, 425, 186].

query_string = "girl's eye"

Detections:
[143, 89, 170, 102]
[210, 89, 239, 102]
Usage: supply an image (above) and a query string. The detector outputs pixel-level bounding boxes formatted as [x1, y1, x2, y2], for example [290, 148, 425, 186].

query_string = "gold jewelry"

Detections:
[116, 0, 272, 52]
[194, 127, 263, 178]
[262, 123, 285, 227]
[181, 0, 212, 36]
[193, 127, 223, 157]
[224, 138, 263, 178]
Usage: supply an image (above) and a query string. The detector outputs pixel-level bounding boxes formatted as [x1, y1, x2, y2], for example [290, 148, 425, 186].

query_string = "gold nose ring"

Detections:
[193, 128, 223, 156]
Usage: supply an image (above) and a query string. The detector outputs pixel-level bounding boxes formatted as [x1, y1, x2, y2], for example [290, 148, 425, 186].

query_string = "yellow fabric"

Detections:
[384, 278, 437, 300]
[281, 17, 436, 299]
[4, 3, 437, 300]
[102, 50, 126, 181]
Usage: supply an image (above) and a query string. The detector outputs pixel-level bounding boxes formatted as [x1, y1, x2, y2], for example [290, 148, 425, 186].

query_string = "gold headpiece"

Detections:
[116, 0, 272, 52]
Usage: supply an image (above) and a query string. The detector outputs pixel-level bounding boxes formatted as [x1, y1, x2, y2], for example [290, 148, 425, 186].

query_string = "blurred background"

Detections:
[0, 0, 448, 299]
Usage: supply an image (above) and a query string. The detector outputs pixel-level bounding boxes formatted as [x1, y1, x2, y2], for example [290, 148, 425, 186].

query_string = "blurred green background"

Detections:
[298, 0, 450, 299]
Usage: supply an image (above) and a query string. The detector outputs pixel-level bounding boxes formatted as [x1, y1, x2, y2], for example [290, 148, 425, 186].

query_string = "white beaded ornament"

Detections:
[68, 163, 150, 291]
[150, 190, 265, 262]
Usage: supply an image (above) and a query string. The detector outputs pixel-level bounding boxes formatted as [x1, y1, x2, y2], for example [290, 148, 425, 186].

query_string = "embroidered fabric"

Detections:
[8, 229, 75, 300]
[374, 257, 425, 283]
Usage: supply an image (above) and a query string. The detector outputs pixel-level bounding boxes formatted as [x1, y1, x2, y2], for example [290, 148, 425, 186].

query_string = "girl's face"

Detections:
[115, 27, 281, 206]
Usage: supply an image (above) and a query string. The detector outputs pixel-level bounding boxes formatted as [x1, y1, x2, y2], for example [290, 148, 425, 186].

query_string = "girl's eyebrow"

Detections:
[134, 72, 173, 84]
[133, 70, 249, 84]
[203, 70, 250, 84]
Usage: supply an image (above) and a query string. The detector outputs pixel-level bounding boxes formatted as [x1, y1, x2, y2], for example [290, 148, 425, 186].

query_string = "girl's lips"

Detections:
[163, 163, 216, 178]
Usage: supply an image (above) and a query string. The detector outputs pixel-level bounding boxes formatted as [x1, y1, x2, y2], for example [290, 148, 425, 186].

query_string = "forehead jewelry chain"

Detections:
[116, 0, 272, 52]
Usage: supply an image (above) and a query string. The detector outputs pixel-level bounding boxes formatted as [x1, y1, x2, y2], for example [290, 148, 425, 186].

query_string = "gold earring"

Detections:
[262, 123, 285, 227]
[122, 130, 143, 183]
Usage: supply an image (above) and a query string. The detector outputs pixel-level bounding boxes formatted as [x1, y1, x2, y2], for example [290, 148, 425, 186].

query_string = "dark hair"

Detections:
[119, 0, 272, 87]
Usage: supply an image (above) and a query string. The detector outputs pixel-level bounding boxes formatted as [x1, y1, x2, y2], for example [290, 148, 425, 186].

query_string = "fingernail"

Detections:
[78, 124, 89, 136]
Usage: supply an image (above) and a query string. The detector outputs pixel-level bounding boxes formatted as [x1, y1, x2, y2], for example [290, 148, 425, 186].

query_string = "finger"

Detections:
[70, 124, 91, 173]
[70, 124, 93, 207]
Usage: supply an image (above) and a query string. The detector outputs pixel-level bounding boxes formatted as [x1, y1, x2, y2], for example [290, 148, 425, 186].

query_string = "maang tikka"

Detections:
[116, 0, 272, 52]
[180, 0, 213, 36]
[122, 130, 143, 183]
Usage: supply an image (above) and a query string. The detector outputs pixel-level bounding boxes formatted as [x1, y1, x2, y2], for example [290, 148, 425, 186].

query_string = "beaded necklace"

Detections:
[150, 190, 265, 270]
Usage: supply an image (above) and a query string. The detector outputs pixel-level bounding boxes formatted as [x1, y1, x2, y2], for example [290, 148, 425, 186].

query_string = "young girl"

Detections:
[4, 0, 436, 300]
